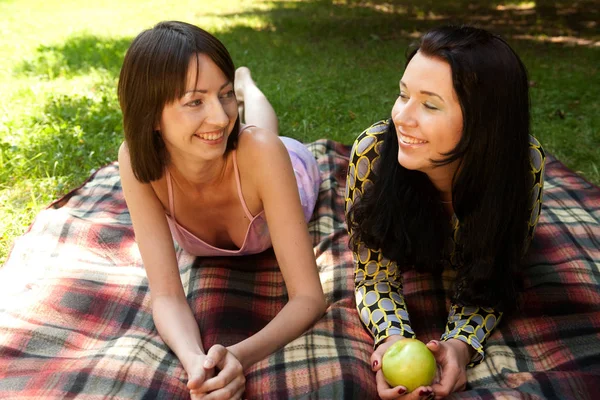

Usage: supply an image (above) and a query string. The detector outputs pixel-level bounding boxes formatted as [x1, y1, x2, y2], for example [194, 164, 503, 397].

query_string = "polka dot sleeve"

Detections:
[525, 135, 546, 248]
[442, 136, 546, 367]
[345, 121, 416, 347]
[440, 305, 502, 367]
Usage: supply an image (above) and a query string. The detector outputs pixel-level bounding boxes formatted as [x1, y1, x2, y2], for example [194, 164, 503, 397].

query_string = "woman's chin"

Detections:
[397, 154, 423, 172]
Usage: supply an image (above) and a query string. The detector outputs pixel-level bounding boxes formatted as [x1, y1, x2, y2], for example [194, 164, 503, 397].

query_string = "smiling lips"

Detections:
[399, 132, 428, 145]
[194, 131, 224, 141]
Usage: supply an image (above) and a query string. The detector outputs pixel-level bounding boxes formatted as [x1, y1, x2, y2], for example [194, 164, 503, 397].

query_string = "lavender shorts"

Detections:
[280, 137, 321, 222]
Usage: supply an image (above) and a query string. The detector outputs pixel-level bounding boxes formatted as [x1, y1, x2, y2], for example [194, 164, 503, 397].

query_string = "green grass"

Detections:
[1, 0, 599, 265]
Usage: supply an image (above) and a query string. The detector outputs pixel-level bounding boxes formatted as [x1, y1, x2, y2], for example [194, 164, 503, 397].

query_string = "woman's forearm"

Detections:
[228, 295, 326, 369]
[151, 295, 205, 372]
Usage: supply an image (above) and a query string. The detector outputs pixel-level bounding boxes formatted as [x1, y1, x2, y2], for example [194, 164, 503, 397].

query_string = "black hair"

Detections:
[349, 26, 532, 311]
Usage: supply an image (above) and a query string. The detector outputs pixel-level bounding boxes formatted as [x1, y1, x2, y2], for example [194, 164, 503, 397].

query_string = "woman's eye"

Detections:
[424, 102, 438, 110]
[187, 99, 203, 107]
[220, 90, 235, 99]
[398, 93, 409, 101]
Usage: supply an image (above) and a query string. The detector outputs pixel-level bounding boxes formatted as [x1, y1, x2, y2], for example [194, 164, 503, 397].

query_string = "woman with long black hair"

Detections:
[345, 25, 545, 400]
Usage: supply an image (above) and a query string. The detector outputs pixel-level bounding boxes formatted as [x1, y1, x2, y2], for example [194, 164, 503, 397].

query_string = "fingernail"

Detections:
[203, 358, 213, 368]
[428, 340, 438, 345]
[419, 389, 432, 396]
[372, 360, 378, 368]
[398, 388, 406, 395]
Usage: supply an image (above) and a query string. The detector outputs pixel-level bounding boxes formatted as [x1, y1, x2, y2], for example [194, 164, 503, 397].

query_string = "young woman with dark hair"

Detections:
[118, 21, 326, 400]
[345, 26, 545, 400]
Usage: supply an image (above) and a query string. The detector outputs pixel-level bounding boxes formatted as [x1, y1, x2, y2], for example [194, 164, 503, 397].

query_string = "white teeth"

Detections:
[400, 133, 427, 144]
[196, 133, 223, 141]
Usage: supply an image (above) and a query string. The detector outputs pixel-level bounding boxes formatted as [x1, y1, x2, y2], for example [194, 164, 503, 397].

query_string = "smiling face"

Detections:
[158, 53, 238, 163]
[392, 51, 464, 179]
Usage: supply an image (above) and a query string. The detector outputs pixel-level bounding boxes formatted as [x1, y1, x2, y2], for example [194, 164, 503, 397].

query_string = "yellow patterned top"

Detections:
[345, 120, 545, 366]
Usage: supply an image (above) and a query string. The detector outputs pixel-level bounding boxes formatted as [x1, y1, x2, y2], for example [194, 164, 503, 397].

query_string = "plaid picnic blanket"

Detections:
[0, 140, 599, 399]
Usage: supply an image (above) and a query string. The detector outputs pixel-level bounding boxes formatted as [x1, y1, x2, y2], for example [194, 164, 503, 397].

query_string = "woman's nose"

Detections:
[392, 99, 417, 128]
[206, 98, 230, 128]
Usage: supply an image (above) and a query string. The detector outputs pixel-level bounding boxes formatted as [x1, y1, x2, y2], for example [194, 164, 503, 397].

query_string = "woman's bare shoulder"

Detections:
[236, 127, 288, 165]
[117, 142, 167, 208]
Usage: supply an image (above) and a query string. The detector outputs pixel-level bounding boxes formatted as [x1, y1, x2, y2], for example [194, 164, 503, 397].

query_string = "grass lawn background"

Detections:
[1, 0, 599, 264]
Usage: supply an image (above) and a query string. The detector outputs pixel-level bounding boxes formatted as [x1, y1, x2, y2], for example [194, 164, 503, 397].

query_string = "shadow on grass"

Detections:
[210, 0, 598, 129]
[15, 34, 132, 79]
[8, 91, 123, 184]
[13, 1, 599, 83]
[210, 0, 598, 181]
[235, 0, 600, 46]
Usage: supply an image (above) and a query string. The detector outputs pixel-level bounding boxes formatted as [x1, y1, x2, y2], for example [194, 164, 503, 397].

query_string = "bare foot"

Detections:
[234, 66, 254, 103]
[238, 102, 245, 124]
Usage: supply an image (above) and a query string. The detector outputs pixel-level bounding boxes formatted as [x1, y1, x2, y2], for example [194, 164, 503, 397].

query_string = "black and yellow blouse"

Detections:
[345, 120, 545, 366]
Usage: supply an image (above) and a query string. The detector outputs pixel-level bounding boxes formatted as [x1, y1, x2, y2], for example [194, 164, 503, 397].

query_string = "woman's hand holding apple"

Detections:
[371, 336, 436, 400]
[426, 339, 471, 399]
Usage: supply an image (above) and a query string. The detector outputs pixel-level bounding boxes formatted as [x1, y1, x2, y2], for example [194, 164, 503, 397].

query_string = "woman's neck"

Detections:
[167, 152, 231, 192]
[426, 171, 453, 200]
[424, 162, 458, 215]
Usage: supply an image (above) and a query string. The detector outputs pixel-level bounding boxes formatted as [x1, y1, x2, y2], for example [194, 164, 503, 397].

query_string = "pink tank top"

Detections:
[164, 127, 273, 256]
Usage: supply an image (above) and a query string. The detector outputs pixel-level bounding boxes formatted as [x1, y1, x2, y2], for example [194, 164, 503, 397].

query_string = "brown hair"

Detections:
[118, 21, 240, 182]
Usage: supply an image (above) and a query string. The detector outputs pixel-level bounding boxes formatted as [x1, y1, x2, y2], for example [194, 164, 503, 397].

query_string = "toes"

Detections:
[234, 67, 254, 101]
[235, 66, 252, 81]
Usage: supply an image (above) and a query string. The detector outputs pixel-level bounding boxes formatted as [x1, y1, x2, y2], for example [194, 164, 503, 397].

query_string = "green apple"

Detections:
[381, 338, 437, 392]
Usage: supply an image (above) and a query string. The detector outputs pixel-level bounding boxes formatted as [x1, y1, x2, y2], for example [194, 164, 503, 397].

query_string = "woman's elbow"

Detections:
[292, 291, 327, 320]
[312, 292, 328, 319]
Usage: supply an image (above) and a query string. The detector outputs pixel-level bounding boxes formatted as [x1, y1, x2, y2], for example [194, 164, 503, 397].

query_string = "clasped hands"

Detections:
[372, 336, 471, 400]
[187, 344, 246, 400]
